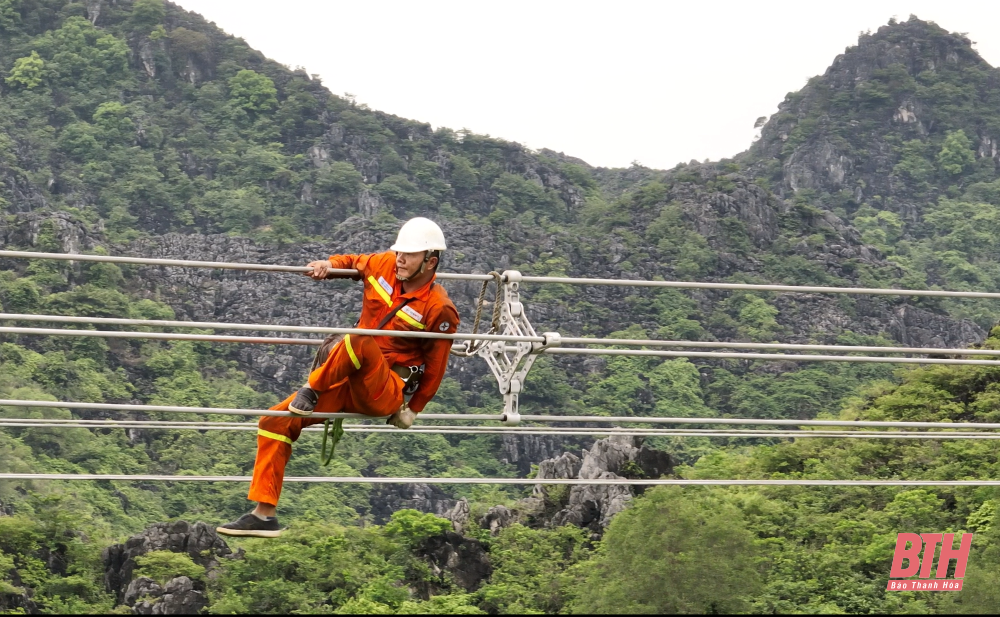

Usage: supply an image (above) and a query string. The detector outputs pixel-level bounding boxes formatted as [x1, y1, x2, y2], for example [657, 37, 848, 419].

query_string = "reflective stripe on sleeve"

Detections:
[344, 334, 362, 369]
[367, 275, 393, 305]
[258, 428, 292, 445]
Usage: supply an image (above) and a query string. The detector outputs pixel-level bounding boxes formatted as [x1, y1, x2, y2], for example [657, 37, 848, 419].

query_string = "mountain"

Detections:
[3, 2, 1000, 613]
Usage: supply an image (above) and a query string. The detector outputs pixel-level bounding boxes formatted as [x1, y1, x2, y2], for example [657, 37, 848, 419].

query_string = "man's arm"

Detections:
[305, 253, 375, 280]
[407, 306, 460, 412]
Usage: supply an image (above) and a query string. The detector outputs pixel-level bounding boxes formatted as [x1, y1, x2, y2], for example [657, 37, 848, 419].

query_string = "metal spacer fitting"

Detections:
[502, 270, 523, 284]
[531, 331, 562, 353]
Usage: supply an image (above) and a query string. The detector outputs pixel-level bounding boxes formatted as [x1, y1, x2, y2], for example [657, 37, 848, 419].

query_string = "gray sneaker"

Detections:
[216, 513, 283, 538]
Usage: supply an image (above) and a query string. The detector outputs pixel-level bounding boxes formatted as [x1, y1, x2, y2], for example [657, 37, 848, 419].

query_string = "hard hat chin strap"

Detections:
[397, 251, 434, 282]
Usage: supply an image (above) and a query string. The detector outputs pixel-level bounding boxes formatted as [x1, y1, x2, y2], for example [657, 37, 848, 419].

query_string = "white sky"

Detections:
[175, 0, 1000, 170]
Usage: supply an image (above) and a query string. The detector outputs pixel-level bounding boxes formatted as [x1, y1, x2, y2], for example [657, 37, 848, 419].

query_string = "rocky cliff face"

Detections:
[102, 520, 235, 614]
[478, 436, 673, 539]
[99, 520, 490, 612]
[113, 212, 984, 392]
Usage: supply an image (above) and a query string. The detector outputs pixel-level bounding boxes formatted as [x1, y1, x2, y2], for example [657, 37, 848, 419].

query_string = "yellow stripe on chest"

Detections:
[367, 275, 393, 305]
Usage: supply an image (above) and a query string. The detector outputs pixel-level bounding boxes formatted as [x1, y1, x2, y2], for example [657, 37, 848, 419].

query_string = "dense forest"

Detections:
[3, 0, 1000, 613]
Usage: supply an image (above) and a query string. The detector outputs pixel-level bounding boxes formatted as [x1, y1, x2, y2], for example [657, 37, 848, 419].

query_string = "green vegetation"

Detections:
[2, 3, 1000, 614]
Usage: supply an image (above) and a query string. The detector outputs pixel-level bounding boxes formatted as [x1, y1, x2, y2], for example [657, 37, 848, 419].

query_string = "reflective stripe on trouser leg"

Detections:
[257, 428, 292, 445]
[247, 406, 326, 505]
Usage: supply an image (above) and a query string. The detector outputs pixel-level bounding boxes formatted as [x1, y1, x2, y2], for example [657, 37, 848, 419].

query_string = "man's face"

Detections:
[395, 251, 426, 281]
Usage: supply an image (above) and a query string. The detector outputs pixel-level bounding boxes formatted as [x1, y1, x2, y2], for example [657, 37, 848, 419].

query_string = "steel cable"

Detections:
[6, 420, 1000, 439]
[5, 250, 1000, 298]
[5, 313, 1000, 358]
[6, 399, 1000, 430]
[3, 473, 1000, 486]
[3, 325, 999, 366]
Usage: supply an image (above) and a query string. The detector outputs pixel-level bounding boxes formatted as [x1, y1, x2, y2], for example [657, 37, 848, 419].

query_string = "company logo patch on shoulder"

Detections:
[377, 276, 394, 296]
[439, 321, 451, 332]
[401, 305, 424, 322]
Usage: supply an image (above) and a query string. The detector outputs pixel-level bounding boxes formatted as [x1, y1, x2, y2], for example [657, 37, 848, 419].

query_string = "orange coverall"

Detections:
[248, 251, 460, 506]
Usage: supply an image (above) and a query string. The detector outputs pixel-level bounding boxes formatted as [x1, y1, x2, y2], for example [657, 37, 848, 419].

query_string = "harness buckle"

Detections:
[392, 364, 424, 395]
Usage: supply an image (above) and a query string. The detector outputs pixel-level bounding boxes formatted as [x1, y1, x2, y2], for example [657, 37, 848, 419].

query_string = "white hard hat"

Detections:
[390, 217, 447, 252]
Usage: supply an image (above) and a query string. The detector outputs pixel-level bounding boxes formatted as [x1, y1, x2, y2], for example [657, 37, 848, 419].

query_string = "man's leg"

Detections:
[311, 334, 404, 416]
[247, 412, 327, 507]
[247, 335, 394, 506]
[217, 395, 334, 537]
[219, 335, 401, 537]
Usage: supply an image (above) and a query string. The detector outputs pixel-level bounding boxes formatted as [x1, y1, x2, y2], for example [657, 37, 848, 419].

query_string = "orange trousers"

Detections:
[247, 334, 404, 506]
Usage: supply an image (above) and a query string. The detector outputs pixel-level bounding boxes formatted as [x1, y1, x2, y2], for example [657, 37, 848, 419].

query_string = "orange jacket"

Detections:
[328, 250, 460, 412]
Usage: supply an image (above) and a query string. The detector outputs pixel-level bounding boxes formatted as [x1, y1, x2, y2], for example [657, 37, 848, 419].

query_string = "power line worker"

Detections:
[217, 217, 459, 537]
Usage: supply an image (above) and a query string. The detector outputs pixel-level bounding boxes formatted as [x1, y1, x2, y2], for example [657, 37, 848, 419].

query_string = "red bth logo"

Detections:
[886, 533, 973, 591]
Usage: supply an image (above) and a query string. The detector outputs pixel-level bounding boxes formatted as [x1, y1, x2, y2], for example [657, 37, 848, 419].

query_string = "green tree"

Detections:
[228, 69, 278, 113]
[571, 487, 760, 614]
[92, 101, 134, 144]
[129, 0, 165, 34]
[383, 509, 452, 547]
[449, 155, 479, 191]
[937, 129, 975, 175]
[135, 551, 205, 586]
[893, 139, 935, 184]
[0, 0, 20, 32]
[5, 50, 44, 89]
[315, 161, 364, 197]
[479, 525, 589, 613]
[491, 173, 565, 218]
[34, 17, 129, 88]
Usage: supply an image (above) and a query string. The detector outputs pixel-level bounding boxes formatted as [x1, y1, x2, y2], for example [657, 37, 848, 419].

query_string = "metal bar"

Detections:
[0, 399, 503, 421]
[11, 417, 1000, 436]
[6, 417, 1000, 438]
[543, 347, 1000, 366]
[557, 336, 1000, 357]
[4, 250, 999, 298]
[0, 327, 324, 346]
[5, 399, 1000, 431]
[7, 421, 1000, 439]
[0, 250, 492, 281]
[515, 414, 1000, 430]
[4, 314, 995, 358]
[5, 326, 998, 366]
[4, 473, 1000, 486]
[518, 274, 1000, 299]
[0, 322, 542, 344]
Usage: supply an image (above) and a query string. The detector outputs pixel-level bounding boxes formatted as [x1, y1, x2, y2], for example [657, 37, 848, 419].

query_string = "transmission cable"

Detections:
[2, 325, 998, 366]
[5, 250, 1000, 298]
[5, 419, 1000, 440]
[4, 313, 999, 358]
[6, 398, 1000, 431]
[4, 473, 1000, 486]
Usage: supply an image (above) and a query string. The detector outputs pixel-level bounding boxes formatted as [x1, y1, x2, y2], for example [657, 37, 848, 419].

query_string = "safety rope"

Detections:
[464, 271, 503, 354]
[321, 418, 345, 465]
[309, 338, 346, 464]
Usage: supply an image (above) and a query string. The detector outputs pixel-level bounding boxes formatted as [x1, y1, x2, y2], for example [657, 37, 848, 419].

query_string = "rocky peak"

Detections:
[102, 520, 234, 607]
[747, 16, 1000, 206]
[482, 436, 673, 538]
